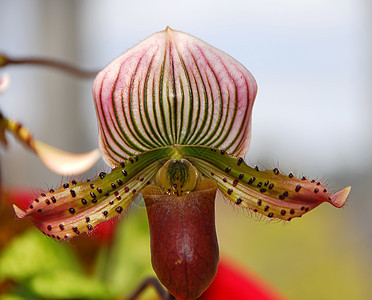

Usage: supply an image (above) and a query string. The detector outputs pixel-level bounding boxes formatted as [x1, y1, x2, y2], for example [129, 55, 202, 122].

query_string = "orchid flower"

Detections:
[12, 27, 350, 300]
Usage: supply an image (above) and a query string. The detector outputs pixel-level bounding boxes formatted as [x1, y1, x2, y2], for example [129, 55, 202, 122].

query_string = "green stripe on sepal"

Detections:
[180, 145, 348, 221]
[14, 147, 174, 239]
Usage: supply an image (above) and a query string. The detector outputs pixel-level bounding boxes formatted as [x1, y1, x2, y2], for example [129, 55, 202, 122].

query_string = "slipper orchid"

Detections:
[13, 27, 350, 300]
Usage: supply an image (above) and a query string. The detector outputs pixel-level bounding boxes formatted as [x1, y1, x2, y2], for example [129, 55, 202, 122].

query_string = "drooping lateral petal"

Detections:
[180, 145, 350, 221]
[0, 115, 100, 175]
[13, 147, 174, 240]
[93, 27, 257, 167]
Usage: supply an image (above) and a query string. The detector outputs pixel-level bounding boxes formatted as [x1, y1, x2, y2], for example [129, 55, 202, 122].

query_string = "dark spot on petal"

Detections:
[124, 187, 129, 193]
[301, 176, 306, 180]
[45, 199, 51, 205]
[85, 217, 90, 223]
[301, 206, 305, 210]
[281, 210, 286, 216]
[51, 196, 57, 203]
[210, 172, 214, 176]
[99, 172, 106, 179]
[87, 224, 93, 231]
[71, 180, 77, 185]
[116, 206, 123, 213]
[264, 180, 269, 186]
[248, 177, 255, 185]
[59, 224, 65, 230]
[273, 168, 279, 175]
[227, 188, 233, 195]
[223, 178, 227, 183]
[41, 193, 46, 197]
[268, 183, 274, 190]
[257, 199, 262, 206]
[283, 191, 288, 197]
[254, 209, 258, 212]
[69, 208, 75, 214]
[38, 209, 42, 213]
[239, 173, 244, 180]
[120, 162, 125, 168]
[287, 217, 292, 221]
[220, 150, 225, 155]
[255, 166, 259, 171]
[90, 192, 96, 198]
[111, 183, 116, 189]
[35, 198, 39, 203]
[225, 166, 231, 173]
[81, 198, 88, 205]
[73, 227, 80, 234]
[64, 234, 69, 239]
[90, 184, 95, 189]
[236, 198, 242, 205]
[116, 179, 123, 186]
[132, 189, 137, 194]
[233, 180, 239, 187]
[323, 189, 327, 193]
[290, 209, 295, 214]
[237, 157, 243, 166]
[305, 207, 309, 212]
[92, 198, 97, 203]
[103, 211, 108, 217]
[317, 182, 321, 186]
[70, 189, 76, 197]
[63, 183, 69, 189]
[288, 173, 294, 178]
[97, 187, 103, 194]
[264, 206, 269, 212]
[260, 188, 266, 193]
[295, 185, 301, 192]
[257, 182, 262, 187]
[314, 188, 319, 193]
[122, 170, 128, 176]
[49, 189, 54, 193]
[311, 179, 315, 183]
[268, 213, 274, 218]
[30, 205, 33, 209]
[279, 195, 285, 200]
[47, 225, 52, 231]
[109, 200, 114, 205]
[134, 155, 138, 162]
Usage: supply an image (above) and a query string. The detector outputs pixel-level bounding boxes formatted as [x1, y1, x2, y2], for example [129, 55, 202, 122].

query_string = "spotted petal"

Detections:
[180, 145, 350, 221]
[14, 147, 174, 239]
[93, 27, 257, 168]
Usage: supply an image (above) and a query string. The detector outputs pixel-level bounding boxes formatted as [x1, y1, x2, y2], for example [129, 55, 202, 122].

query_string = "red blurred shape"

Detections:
[202, 259, 287, 300]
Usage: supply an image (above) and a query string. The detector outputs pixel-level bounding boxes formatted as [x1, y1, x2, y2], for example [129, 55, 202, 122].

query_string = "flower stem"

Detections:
[0, 53, 98, 78]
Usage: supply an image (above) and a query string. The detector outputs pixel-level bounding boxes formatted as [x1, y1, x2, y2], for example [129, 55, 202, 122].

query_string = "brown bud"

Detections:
[142, 179, 219, 300]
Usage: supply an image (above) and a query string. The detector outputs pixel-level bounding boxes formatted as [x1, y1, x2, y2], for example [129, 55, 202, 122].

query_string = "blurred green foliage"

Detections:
[0, 207, 157, 299]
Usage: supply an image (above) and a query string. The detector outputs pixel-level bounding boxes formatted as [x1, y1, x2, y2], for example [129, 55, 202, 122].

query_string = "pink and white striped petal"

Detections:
[93, 27, 257, 168]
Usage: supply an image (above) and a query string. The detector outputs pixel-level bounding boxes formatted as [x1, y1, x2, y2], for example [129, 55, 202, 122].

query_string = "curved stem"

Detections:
[0, 53, 98, 79]
[126, 276, 174, 300]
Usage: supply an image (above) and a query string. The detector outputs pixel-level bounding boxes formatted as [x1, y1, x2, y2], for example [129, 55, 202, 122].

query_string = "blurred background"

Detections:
[0, 0, 371, 299]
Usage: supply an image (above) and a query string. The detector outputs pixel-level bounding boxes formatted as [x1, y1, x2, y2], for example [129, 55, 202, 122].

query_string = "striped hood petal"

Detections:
[93, 27, 257, 167]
